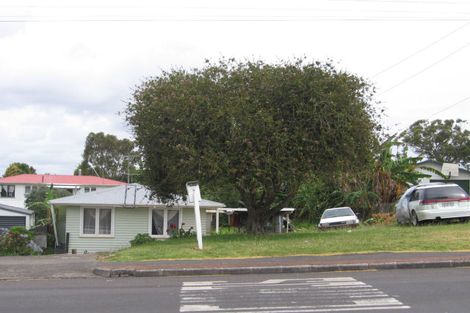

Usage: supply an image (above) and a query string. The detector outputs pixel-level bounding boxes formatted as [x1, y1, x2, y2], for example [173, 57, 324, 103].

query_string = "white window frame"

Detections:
[79, 207, 115, 238]
[1, 185, 15, 198]
[24, 185, 39, 196]
[148, 207, 183, 238]
[84, 186, 97, 193]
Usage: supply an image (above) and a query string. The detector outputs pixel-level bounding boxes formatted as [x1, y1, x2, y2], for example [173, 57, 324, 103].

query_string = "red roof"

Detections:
[0, 174, 126, 186]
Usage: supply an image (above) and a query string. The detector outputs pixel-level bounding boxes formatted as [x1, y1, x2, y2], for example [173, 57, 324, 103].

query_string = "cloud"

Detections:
[0, 105, 130, 174]
[0, 1, 469, 174]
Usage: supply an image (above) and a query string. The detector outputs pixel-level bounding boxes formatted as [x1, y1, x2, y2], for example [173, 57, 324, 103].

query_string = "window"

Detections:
[84, 186, 97, 193]
[0, 185, 15, 198]
[424, 186, 468, 200]
[150, 208, 181, 237]
[411, 190, 421, 202]
[24, 185, 39, 196]
[81, 208, 114, 236]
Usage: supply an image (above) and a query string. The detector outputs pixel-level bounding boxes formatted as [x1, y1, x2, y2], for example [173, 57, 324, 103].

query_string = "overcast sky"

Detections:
[1, 0, 469, 175]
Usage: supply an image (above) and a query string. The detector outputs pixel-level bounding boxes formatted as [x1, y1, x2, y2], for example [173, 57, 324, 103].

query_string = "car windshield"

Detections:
[322, 208, 354, 218]
[423, 186, 468, 200]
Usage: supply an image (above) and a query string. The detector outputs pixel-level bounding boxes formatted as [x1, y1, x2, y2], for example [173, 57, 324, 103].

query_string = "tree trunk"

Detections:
[246, 207, 269, 234]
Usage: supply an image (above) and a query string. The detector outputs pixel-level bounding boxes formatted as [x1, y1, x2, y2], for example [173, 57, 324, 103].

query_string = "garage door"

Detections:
[0, 216, 26, 228]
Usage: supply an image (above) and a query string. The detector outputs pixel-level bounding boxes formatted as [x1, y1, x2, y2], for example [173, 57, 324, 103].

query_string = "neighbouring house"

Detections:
[49, 183, 226, 254]
[417, 160, 470, 194]
[0, 203, 34, 229]
[0, 174, 126, 209]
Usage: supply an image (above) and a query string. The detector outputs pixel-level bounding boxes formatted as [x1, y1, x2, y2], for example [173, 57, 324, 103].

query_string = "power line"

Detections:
[427, 95, 470, 118]
[372, 21, 470, 78]
[378, 40, 470, 95]
[2, 16, 470, 22]
[332, 0, 469, 4]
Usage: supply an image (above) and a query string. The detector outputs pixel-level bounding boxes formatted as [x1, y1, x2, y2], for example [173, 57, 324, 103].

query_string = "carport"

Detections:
[207, 208, 295, 234]
[0, 204, 34, 229]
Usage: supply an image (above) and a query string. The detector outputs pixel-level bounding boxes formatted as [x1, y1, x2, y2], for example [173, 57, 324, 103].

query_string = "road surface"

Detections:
[1, 268, 470, 312]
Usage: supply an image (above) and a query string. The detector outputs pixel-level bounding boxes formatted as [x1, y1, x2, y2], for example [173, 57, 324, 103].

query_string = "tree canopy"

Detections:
[126, 59, 378, 233]
[74, 132, 139, 182]
[400, 119, 470, 166]
[3, 162, 36, 177]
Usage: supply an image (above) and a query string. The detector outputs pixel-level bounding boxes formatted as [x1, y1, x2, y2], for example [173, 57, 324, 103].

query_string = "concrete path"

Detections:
[5, 251, 470, 280]
[94, 251, 470, 277]
[0, 254, 97, 280]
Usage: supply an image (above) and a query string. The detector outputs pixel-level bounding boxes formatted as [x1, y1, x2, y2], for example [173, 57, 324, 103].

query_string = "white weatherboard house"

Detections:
[0, 174, 126, 209]
[49, 183, 225, 254]
[417, 160, 470, 194]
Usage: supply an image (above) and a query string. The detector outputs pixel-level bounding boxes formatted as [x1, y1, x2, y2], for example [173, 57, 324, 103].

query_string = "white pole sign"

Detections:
[186, 181, 203, 250]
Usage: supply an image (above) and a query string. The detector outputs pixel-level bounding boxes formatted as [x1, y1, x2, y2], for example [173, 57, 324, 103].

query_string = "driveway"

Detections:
[0, 254, 97, 280]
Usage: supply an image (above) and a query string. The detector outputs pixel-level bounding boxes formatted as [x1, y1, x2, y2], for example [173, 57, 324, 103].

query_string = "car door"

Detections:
[408, 189, 422, 217]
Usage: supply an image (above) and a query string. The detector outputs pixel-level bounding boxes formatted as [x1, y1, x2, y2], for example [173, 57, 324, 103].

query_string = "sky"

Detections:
[1, 0, 469, 174]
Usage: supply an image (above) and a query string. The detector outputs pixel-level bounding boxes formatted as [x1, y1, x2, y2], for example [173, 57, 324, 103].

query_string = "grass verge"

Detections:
[104, 223, 470, 262]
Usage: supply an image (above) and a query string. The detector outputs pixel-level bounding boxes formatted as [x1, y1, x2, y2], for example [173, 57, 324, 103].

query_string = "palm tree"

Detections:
[372, 139, 435, 212]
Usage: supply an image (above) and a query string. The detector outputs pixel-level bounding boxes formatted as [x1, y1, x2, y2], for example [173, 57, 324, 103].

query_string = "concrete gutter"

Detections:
[93, 252, 470, 278]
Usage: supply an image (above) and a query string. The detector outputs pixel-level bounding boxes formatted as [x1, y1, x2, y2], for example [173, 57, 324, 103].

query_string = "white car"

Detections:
[318, 207, 359, 229]
[396, 183, 470, 226]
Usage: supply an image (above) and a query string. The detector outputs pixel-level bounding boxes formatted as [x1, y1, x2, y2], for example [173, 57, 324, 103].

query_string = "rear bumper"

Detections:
[417, 208, 470, 221]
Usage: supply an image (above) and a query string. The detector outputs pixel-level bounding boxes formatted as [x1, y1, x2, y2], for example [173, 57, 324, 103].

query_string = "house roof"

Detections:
[0, 174, 126, 186]
[50, 183, 226, 208]
[0, 203, 33, 215]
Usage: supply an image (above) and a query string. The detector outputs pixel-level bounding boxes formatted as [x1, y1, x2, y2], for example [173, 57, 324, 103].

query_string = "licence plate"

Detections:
[441, 202, 457, 208]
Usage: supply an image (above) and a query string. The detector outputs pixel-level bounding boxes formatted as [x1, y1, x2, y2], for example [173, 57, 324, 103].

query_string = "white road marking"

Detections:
[179, 277, 410, 312]
[183, 281, 227, 286]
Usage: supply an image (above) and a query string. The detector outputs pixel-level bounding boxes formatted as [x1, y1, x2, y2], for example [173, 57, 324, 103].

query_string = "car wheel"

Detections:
[411, 211, 420, 226]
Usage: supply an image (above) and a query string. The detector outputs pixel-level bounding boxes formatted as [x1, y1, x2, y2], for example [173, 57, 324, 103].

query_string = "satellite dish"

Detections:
[442, 163, 459, 177]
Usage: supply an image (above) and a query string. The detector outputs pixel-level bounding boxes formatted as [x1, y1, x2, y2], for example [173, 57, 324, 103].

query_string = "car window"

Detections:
[322, 208, 354, 218]
[423, 186, 468, 200]
[410, 190, 420, 201]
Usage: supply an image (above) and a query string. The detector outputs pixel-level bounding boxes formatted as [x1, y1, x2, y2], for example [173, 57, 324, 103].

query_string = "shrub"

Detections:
[170, 223, 194, 239]
[130, 233, 154, 246]
[364, 213, 396, 225]
[0, 226, 34, 255]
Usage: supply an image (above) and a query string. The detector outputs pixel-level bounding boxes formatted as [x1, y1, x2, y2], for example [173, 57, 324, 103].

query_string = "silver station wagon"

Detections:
[396, 183, 470, 226]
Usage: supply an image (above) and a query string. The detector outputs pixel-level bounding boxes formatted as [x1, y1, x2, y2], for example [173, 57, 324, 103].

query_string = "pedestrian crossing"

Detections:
[179, 277, 410, 312]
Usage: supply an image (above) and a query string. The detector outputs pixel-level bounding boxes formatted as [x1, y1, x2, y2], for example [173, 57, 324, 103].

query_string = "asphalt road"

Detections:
[1, 268, 470, 313]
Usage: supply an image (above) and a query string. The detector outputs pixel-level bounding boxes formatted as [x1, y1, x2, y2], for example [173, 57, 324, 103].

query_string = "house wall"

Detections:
[0, 184, 118, 209]
[66, 206, 148, 254]
[0, 184, 27, 208]
[418, 162, 470, 193]
[76, 186, 113, 194]
[181, 208, 212, 234]
[418, 163, 470, 181]
[65, 206, 212, 253]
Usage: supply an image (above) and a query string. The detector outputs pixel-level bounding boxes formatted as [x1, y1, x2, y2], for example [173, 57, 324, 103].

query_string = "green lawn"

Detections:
[104, 223, 470, 262]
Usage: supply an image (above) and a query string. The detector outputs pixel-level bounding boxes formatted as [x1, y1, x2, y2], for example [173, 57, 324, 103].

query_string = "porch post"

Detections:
[50, 204, 59, 247]
[286, 213, 290, 233]
[216, 208, 220, 234]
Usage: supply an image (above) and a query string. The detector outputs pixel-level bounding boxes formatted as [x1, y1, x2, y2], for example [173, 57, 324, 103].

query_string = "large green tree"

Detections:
[74, 132, 139, 182]
[126, 59, 378, 233]
[400, 119, 470, 166]
[3, 162, 36, 177]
